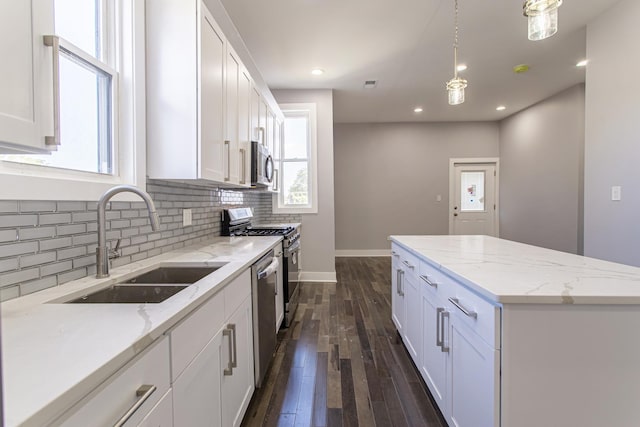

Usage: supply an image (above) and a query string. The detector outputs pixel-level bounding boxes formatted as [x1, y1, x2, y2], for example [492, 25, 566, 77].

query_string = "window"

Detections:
[274, 103, 318, 214]
[0, 0, 145, 200]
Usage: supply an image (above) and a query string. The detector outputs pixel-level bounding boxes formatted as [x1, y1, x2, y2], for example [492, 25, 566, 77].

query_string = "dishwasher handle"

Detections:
[258, 257, 280, 279]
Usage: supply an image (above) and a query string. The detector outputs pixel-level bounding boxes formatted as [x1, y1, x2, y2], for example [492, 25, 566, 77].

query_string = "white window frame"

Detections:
[0, 0, 146, 201]
[273, 103, 318, 214]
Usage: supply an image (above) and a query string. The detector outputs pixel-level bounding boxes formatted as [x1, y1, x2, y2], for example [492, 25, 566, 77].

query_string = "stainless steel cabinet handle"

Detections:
[42, 35, 61, 148]
[228, 323, 238, 368]
[391, 250, 399, 257]
[420, 275, 437, 288]
[396, 269, 402, 296]
[399, 270, 405, 297]
[436, 307, 444, 348]
[224, 140, 231, 181]
[240, 148, 246, 184]
[259, 127, 266, 145]
[273, 169, 279, 192]
[113, 384, 157, 427]
[223, 328, 233, 375]
[440, 310, 450, 353]
[449, 297, 477, 319]
[402, 260, 415, 269]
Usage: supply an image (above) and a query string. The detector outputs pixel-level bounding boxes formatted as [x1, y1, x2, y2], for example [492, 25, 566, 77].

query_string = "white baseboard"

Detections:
[299, 271, 337, 283]
[335, 249, 391, 257]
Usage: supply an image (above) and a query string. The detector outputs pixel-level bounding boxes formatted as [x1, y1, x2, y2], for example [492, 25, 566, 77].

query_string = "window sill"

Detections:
[271, 194, 317, 214]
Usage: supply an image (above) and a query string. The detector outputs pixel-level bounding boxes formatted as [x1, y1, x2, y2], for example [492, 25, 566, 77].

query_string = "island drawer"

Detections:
[445, 277, 500, 349]
[392, 244, 419, 277]
[418, 258, 451, 297]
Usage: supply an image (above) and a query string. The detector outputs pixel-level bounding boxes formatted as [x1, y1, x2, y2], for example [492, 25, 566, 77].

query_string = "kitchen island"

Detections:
[390, 235, 640, 427]
[1, 236, 281, 427]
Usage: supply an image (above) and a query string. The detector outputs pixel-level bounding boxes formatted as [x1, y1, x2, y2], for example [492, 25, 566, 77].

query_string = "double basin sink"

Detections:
[66, 265, 226, 304]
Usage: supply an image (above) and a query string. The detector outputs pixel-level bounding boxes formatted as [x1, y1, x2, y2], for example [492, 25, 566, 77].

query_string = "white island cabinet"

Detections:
[391, 235, 640, 427]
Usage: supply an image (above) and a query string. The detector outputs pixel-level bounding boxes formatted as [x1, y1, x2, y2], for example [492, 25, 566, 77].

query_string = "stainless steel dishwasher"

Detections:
[251, 249, 279, 388]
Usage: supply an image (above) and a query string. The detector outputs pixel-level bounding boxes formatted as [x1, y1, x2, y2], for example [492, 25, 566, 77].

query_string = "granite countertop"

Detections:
[390, 235, 640, 305]
[1, 236, 281, 427]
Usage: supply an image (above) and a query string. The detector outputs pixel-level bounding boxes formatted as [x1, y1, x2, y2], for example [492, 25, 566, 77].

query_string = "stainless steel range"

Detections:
[222, 208, 300, 328]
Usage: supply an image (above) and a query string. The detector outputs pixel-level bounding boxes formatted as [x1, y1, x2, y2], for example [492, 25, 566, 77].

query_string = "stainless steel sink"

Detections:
[67, 284, 188, 304]
[123, 266, 221, 284]
[65, 265, 225, 304]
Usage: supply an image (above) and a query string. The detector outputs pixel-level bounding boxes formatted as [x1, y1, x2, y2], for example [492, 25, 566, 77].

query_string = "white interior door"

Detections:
[450, 162, 498, 236]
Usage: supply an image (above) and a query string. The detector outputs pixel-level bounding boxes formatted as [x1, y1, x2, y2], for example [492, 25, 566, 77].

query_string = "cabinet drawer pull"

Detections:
[224, 140, 231, 181]
[420, 275, 437, 288]
[391, 250, 399, 257]
[42, 35, 61, 148]
[223, 328, 233, 375]
[449, 297, 477, 319]
[399, 269, 405, 296]
[229, 323, 238, 368]
[436, 307, 444, 348]
[113, 384, 157, 427]
[402, 260, 415, 269]
[440, 310, 450, 353]
[396, 269, 401, 295]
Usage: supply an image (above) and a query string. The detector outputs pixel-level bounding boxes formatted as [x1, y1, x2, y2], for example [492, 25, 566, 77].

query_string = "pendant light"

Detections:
[523, 0, 563, 41]
[446, 0, 467, 105]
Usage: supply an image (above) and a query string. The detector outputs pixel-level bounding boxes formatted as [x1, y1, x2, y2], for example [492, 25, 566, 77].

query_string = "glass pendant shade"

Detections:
[447, 77, 467, 105]
[524, 0, 562, 41]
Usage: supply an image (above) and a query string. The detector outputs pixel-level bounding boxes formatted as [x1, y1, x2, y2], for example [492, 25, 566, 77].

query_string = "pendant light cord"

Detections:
[453, 0, 459, 79]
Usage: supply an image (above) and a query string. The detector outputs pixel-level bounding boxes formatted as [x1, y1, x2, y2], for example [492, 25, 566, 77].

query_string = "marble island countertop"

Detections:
[391, 235, 640, 305]
[1, 236, 281, 427]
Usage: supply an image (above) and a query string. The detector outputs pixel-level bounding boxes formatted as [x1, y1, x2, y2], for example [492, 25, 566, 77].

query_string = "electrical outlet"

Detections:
[611, 186, 622, 201]
[182, 209, 192, 226]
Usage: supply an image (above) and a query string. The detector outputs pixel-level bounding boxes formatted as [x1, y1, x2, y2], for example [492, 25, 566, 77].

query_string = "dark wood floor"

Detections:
[241, 257, 447, 427]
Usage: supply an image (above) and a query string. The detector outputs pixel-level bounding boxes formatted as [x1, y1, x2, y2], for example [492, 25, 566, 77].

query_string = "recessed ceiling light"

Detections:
[414, 107, 424, 113]
[364, 80, 378, 89]
[496, 105, 506, 111]
[576, 60, 588, 67]
[311, 68, 324, 76]
[457, 64, 468, 72]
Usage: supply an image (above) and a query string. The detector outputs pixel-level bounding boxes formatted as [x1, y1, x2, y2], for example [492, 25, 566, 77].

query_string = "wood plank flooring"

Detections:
[241, 257, 447, 427]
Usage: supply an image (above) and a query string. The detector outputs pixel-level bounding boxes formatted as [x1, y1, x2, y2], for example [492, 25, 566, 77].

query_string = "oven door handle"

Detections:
[286, 240, 301, 255]
[258, 257, 280, 279]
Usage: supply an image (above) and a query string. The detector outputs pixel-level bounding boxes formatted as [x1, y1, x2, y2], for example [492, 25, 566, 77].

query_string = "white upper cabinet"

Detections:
[146, 0, 282, 186]
[146, 0, 226, 182]
[0, 0, 55, 153]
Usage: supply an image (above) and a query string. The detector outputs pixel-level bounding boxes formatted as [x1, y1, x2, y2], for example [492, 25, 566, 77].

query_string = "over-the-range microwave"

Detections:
[251, 140, 274, 187]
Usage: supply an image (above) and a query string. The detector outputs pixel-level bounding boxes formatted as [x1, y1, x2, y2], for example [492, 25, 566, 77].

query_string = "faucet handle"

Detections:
[108, 239, 122, 260]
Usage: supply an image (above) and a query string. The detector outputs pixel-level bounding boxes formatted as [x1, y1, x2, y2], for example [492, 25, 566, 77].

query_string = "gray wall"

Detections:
[499, 84, 585, 254]
[273, 89, 336, 281]
[334, 122, 499, 251]
[0, 180, 289, 301]
[584, 0, 640, 266]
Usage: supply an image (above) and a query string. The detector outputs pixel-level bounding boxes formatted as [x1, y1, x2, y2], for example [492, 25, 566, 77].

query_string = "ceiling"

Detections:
[220, 0, 621, 123]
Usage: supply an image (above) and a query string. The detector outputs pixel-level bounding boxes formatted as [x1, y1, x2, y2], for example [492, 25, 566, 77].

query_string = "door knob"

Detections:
[454, 213, 458, 216]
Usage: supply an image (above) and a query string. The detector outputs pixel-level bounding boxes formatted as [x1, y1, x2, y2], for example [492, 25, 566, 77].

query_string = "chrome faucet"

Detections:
[96, 185, 160, 278]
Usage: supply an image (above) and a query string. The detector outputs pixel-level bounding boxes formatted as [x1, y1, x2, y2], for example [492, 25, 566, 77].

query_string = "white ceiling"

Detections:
[220, 0, 620, 123]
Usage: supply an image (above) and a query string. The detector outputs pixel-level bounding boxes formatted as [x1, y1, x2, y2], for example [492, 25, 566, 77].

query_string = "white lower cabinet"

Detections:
[171, 269, 254, 427]
[173, 329, 224, 426]
[448, 316, 499, 427]
[420, 288, 448, 414]
[393, 242, 500, 427]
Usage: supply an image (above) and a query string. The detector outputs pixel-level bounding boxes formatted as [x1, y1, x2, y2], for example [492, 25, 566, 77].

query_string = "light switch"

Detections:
[611, 186, 622, 201]
[183, 209, 192, 226]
